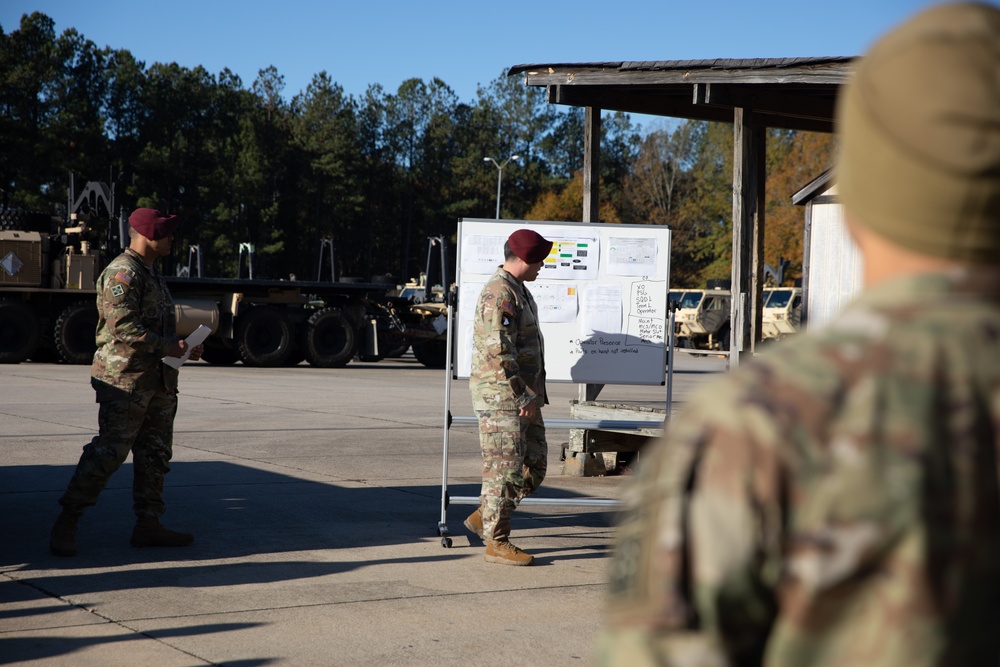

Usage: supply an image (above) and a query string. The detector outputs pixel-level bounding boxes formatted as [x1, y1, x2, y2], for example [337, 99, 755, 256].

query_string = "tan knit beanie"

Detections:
[836, 2, 1000, 263]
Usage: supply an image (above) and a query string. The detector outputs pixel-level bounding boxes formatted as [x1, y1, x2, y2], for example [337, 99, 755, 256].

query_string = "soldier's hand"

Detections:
[519, 402, 539, 419]
[167, 339, 188, 358]
[188, 344, 205, 362]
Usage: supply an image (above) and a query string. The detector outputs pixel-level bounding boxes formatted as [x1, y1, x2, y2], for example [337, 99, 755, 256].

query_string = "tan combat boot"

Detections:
[485, 539, 534, 566]
[130, 516, 194, 548]
[463, 508, 484, 539]
[50, 511, 79, 557]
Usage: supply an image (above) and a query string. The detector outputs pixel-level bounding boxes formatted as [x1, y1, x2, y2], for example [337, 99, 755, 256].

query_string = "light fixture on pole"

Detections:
[484, 154, 521, 219]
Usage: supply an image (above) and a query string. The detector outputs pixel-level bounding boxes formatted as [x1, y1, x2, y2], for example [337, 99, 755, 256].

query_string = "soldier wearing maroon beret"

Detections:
[465, 228, 553, 565]
[50, 207, 204, 556]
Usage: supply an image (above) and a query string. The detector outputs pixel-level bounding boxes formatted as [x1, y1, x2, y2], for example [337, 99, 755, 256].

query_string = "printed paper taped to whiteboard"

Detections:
[580, 283, 623, 335]
[161, 324, 212, 369]
[607, 237, 659, 277]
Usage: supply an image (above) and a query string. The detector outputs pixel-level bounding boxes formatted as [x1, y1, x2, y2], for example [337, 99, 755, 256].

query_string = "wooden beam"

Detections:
[551, 85, 836, 132]
[524, 62, 850, 88]
[749, 127, 766, 355]
[695, 83, 838, 125]
[550, 85, 734, 123]
[583, 106, 600, 223]
[582, 106, 603, 402]
[746, 113, 834, 133]
[730, 108, 766, 365]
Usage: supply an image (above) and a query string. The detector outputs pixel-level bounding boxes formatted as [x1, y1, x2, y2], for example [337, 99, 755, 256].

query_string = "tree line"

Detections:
[0, 12, 833, 288]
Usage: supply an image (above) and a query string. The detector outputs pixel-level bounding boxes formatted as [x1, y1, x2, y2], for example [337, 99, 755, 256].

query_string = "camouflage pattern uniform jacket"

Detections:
[469, 267, 547, 411]
[92, 248, 179, 395]
[600, 272, 1000, 667]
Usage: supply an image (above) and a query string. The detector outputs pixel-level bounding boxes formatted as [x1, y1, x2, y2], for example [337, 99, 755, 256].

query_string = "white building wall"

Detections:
[806, 192, 863, 329]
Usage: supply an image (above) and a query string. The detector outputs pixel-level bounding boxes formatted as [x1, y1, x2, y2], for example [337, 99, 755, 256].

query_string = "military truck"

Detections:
[761, 286, 803, 340]
[0, 181, 448, 368]
[673, 287, 731, 350]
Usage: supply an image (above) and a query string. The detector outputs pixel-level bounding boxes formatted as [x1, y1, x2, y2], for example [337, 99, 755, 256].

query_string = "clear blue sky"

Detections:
[1, 0, 977, 106]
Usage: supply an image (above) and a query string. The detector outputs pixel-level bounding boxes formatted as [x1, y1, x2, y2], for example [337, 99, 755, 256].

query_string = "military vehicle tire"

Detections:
[412, 339, 447, 369]
[236, 306, 293, 367]
[54, 300, 97, 364]
[379, 329, 409, 359]
[358, 331, 408, 362]
[0, 300, 40, 363]
[384, 342, 410, 358]
[716, 323, 731, 352]
[303, 307, 355, 368]
[201, 342, 240, 365]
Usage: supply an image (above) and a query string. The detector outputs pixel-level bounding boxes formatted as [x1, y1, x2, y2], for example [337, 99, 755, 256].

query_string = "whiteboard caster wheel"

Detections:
[441, 537, 452, 548]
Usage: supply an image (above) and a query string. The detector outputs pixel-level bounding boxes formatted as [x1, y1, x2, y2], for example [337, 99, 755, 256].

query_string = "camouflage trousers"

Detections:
[59, 386, 178, 519]
[476, 409, 547, 541]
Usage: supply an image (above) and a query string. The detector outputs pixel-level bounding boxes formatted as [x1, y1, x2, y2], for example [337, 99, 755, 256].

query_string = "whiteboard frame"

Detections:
[455, 218, 671, 386]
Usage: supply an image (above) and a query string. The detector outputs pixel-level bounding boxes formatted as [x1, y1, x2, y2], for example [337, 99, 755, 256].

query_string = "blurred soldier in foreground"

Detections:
[600, 3, 1000, 665]
[50, 208, 203, 557]
[466, 229, 552, 565]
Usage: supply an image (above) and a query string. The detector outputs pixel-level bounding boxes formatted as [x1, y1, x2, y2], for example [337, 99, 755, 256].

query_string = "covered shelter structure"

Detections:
[507, 57, 855, 368]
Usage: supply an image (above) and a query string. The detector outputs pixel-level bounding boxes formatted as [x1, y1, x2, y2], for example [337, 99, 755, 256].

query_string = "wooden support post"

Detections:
[582, 106, 601, 224]
[730, 108, 766, 366]
[582, 106, 603, 401]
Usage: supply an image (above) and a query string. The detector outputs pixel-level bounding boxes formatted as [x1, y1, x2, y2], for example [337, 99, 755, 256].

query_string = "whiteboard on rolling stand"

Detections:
[454, 218, 671, 386]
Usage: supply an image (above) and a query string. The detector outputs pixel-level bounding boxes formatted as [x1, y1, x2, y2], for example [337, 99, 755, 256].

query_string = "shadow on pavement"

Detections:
[2, 464, 614, 570]
[0, 622, 274, 666]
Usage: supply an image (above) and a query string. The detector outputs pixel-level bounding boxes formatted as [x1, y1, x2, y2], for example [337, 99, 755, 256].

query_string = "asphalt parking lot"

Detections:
[0, 351, 726, 666]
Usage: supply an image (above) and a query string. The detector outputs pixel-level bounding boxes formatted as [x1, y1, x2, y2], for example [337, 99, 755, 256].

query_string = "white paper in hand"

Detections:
[162, 324, 212, 369]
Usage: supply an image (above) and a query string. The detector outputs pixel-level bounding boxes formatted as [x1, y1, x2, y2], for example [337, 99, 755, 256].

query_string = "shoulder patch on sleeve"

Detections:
[113, 271, 133, 285]
[499, 298, 516, 317]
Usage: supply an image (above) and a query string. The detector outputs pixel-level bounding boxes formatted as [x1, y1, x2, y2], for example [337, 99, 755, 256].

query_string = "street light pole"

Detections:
[484, 154, 520, 219]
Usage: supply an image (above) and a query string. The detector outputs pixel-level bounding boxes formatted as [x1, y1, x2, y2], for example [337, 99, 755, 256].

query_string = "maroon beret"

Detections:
[128, 208, 179, 240]
[508, 229, 553, 264]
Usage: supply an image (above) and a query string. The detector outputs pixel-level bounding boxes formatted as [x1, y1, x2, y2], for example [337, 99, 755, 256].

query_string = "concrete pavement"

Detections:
[0, 351, 726, 666]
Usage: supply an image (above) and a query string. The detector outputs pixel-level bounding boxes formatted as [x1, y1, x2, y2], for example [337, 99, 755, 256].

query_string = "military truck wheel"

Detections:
[304, 307, 356, 368]
[357, 330, 408, 362]
[384, 342, 410, 358]
[0, 300, 40, 363]
[717, 324, 731, 351]
[54, 300, 97, 364]
[201, 342, 240, 365]
[380, 330, 409, 358]
[236, 307, 293, 367]
[412, 339, 447, 369]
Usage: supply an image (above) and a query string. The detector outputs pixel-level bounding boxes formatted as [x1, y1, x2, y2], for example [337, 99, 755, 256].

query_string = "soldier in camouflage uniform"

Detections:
[50, 208, 204, 557]
[600, 4, 1000, 665]
[465, 229, 553, 566]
